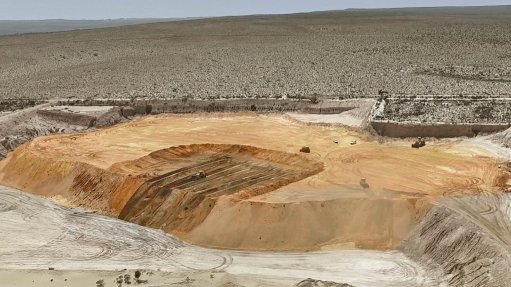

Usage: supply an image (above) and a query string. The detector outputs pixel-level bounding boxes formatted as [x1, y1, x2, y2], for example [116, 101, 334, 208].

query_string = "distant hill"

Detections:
[344, 5, 511, 14]
[0, 18, 196, 36]
[2, 6, 510, 36]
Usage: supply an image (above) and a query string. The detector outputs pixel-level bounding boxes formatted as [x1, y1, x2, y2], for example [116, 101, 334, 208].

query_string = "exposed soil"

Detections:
[402, 194, 511, 286]
[0, 269, 294, 287]
[490, 127, 511, 150]
[0, 113, 508, 251]
[0, 186, 436, 287]
[117, 144, 323, 235]
[296, 279, 355, 287]
[2, 6, 511, 286]
[0, 103, 89, 160]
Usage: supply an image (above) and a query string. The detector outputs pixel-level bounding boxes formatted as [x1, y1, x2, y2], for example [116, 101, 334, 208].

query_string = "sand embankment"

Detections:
[187, 196, 427, 251]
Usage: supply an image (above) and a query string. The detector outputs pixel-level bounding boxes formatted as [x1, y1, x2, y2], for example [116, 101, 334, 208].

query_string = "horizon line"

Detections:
[0, 4, 509, 21]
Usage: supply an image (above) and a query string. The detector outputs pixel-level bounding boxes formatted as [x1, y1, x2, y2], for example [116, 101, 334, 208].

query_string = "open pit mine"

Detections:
[2, 5, 511, 287]
[1, 102, 511, 286]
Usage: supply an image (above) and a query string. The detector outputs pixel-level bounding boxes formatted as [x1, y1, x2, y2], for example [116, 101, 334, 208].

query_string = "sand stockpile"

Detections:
[0, 114, 508, 251]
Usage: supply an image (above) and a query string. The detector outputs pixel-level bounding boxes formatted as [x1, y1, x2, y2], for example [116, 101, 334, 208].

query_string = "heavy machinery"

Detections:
[411, 137, 426, 148]
[360, 178, 370, 189]
[191, 170, 207, 180]
[300, 146, 311, 153]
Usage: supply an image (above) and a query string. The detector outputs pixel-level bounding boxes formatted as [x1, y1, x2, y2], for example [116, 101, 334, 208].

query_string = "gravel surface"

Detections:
[374, 96, 511, 124]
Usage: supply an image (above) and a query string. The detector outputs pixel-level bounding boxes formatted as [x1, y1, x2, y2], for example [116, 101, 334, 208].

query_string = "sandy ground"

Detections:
[0, 269, 293, 287]
[11, 114, 506, 195]
[453, 137, 511, 162]
[403, 193, 511, 286]
[40, 105, 115, 116]
[286, 99, 376, 127]
[0, 186, 437, 287]
[286, 112, 364, 127]
[0, 113, 508, 251]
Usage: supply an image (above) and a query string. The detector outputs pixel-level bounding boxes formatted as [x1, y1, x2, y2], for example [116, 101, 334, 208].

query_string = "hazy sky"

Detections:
[1, 0, 510, 20]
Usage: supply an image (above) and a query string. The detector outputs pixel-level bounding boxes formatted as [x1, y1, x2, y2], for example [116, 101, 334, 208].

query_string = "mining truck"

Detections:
[411, 137, 426, 149]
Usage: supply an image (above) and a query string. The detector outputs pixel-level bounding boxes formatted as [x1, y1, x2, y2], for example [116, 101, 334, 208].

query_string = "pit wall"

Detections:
[302, 106, 353, 114]
[0, 144, 143, 215]
[0, 141, 431, 251]
[115, 144, 326, 236]
[37, 109, 97, 127]
[370, 121, 510, 138]
[58, 98, 352, 115]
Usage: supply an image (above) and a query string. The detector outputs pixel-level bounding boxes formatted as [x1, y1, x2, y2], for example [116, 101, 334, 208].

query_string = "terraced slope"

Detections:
[117, 144, 323, 234]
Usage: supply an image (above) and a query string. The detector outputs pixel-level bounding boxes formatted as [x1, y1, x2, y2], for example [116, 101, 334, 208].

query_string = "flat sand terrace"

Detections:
[20, 113, 508, 199]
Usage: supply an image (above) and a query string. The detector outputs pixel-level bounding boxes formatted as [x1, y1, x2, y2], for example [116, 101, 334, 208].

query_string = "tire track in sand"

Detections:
[0, 185, 437, 287]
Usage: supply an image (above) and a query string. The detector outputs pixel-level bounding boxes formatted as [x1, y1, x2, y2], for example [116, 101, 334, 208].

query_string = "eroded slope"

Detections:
[402, 195, 511, 286]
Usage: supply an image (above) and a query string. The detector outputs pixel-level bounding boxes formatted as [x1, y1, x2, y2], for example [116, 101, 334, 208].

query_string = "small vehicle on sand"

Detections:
[412, 137, 426, 148]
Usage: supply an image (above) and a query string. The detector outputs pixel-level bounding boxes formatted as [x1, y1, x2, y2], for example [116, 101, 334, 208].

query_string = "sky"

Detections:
[1, 0, 510, 20]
